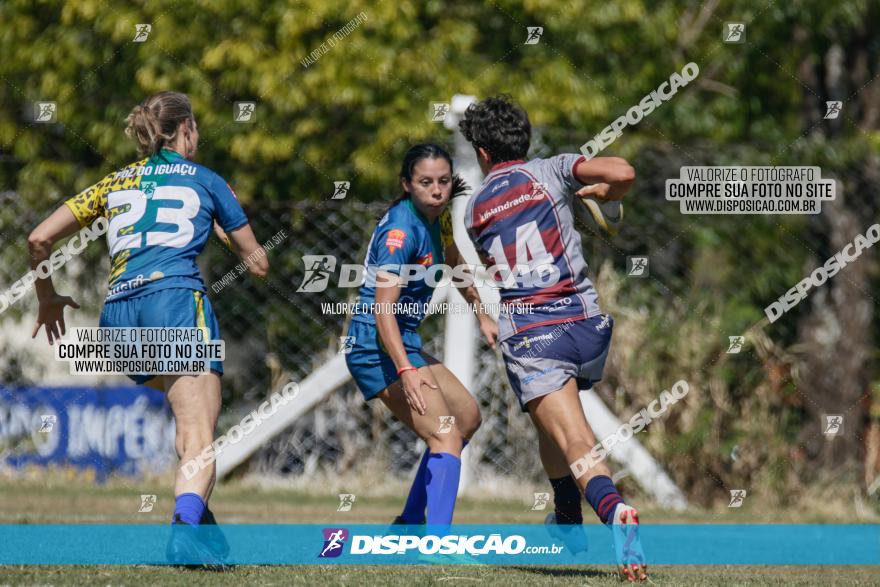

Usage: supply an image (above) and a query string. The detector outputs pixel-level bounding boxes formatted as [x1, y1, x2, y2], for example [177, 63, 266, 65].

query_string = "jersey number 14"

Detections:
[486, 220, 554, 273]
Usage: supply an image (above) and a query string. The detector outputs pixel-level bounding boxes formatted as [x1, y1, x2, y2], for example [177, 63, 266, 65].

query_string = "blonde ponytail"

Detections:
[125, 91, 193, 156]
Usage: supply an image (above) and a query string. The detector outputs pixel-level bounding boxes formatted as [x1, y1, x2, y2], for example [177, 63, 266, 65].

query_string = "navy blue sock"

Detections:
[425, 452, 461, 525]
[584, 475, 623, 525]
[173, 492, 206, 526]
[550, 476, 583, 524]
[400, 449, 431, 523]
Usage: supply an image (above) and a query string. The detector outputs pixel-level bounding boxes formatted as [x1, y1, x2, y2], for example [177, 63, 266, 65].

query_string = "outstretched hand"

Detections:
[32, 294, 80, 345]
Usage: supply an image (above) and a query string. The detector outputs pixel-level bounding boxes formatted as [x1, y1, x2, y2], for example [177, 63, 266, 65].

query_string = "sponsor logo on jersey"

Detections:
[385, 229, 407, 253]
[141, 181, 157, 199]
[416, 252, 433, 266]
[491, 179, 510, 192]
[546, 297, 573, 312]
[478, 186, 545, 222]
[106, 272, 163, 300]
[512, 332, 555, 352]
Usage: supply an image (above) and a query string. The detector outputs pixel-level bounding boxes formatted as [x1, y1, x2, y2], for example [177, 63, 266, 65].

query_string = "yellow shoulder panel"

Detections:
[64, 159, 148, 227]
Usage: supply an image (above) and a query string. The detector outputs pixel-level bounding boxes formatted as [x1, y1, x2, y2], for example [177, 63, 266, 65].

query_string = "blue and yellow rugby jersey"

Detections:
[64, 149, 248, 301]
[352, 198, 444, 331]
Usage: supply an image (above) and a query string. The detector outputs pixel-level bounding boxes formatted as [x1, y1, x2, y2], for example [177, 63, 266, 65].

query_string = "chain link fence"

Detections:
[212, 201, 545, 486]
[0, 197, 545, 488]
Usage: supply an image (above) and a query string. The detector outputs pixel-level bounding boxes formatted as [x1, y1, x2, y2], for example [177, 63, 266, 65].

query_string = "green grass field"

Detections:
[0, 475, 875, 586]
[3, 564, 876, 586]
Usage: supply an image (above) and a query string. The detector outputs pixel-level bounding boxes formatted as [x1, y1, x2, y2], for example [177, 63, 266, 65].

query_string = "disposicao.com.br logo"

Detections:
[322, 530, 563, 557]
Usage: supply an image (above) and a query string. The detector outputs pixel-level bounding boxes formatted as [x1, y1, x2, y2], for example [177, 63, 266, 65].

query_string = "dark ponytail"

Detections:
[449, 174, 469, 199]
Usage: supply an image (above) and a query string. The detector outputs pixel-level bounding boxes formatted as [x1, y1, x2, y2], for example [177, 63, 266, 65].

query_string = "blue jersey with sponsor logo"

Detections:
[352, 197, 443, 331]
[64, 149, 248, 301]
[465, 154, 602, 341]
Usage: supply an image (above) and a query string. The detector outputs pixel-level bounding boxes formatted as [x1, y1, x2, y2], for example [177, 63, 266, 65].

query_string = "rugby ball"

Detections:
[578, 195, 624, 236]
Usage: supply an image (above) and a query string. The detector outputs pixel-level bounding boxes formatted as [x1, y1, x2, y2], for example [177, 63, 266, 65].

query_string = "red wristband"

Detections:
[396, 365, 417, 376]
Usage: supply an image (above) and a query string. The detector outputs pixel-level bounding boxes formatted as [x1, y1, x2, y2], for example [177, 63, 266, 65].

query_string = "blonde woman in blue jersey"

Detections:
[28, 91, 267, 566]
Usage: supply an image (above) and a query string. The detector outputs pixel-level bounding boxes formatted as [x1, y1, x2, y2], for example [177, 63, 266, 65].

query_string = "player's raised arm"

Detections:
[574, 157, 636, 201]
[28, 204, 83, 343]
[209, 172, 268, 278]
[216, 221, 269, 278]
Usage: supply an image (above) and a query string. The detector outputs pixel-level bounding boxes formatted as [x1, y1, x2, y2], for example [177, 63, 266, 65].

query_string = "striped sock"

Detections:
[584, 475, 623, 525]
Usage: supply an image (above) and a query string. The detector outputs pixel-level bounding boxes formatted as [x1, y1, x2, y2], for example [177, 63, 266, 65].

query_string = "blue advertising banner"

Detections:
[0, 524, 876, 565]
[0, 386, 175, 479]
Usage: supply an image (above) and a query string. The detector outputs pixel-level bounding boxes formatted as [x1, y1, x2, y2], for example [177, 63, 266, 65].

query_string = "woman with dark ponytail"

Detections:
[28, 91, 268, 568]
[345, 144, 497, 528]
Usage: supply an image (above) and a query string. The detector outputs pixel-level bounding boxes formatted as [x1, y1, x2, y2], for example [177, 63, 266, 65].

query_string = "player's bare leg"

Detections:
[529, 381, 612, 489]
[528, 379, 647, 582]
[148, 373, 221, 502]
[144, 373, 219, 502]
[164, 372, 226, 568]
[423, 358, 482, 441]
[536, 426, 590, 553]
[166, 373, 222, 502]
[538, 425, 571, 479]
[378, 365, 463, 457]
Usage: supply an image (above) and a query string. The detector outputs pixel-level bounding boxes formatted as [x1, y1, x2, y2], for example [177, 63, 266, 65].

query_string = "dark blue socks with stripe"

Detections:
[585, 475, 623, 525]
